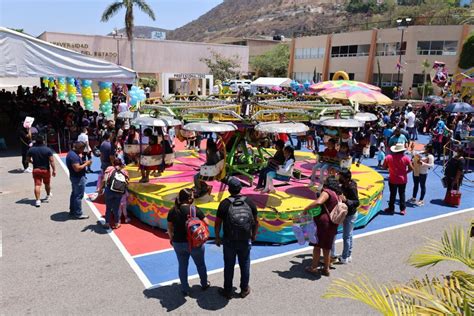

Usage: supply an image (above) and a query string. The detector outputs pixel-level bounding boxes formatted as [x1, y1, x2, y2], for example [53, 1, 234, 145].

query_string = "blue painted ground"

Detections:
[63, 134, 474, 287]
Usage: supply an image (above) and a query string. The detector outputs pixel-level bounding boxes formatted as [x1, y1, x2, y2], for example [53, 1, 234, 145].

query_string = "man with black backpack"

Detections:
[215, 177, 258, 299]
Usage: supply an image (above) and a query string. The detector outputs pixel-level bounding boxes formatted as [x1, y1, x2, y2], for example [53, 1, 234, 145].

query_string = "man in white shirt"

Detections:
[145, 86, 151, 99]
[118, 97, 128, 113]
[77, 127, 92, 173]
[405, 105, 417, 141]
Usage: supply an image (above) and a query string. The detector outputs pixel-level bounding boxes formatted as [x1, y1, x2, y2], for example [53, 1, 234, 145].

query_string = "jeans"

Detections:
[412, 173, 427, 200]
[408, 127, 417, 140]
[223, 239, 251, 293]
[257, 166, 273, 188]
[172, 242, 208, 292]
[69, 176, 86, 216]
[331, 213, 357, 259]
[388, 182, 406, 211]
[21, 145, 29, 169]
[105, 188, 122, 225]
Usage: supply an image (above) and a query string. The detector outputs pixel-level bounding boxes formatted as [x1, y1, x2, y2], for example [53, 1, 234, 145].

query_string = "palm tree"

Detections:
[421, 59, 431, 100]
[323, 225, 474, 315]
[101, 0, 156, 70]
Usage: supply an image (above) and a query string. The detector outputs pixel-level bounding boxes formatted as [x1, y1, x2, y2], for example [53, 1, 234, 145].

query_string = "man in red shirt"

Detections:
[383, 143, 413, 215]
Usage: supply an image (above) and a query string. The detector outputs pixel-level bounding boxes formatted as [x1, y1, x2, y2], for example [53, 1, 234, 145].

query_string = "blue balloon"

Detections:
[303, 80, 310, 89]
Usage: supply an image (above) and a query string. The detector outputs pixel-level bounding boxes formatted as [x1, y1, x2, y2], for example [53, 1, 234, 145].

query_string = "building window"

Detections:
[331, 45, 371, 57]
[295, 47, 324, 59]
[417, 41, 458, 56]
[293, 72, 321, 82]
[376, 42, 406, 56]
[412, 74, 431, 87]
[371, 73, 402, 87]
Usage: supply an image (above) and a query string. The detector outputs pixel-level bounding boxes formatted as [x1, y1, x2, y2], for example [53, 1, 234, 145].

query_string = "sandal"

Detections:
[305, 265, 319, 274]
[112, 223, 121, 229]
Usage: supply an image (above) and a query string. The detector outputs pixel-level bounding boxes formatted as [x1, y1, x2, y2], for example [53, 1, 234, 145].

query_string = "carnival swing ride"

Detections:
[122, 76, 387, 243]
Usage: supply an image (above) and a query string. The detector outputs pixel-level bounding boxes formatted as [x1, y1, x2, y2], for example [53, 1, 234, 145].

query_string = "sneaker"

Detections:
[35, 200, 41, 207]
[24, 167, 32, 173]
[400, 209, 406, 216]
[338, 257, 350, 264]
[218, 288, 232, 300]
[44, 193, 52, 202]
[347, 256, 352, 263]
[240, 286, 251, 298]
[384, 207, 394, 214]
[73, 214, 89, 220]
[125, 217, 132, 224]
[201, 281, 210, 291]
[408, 198, 416, 203]
[416, 200, 424, 206]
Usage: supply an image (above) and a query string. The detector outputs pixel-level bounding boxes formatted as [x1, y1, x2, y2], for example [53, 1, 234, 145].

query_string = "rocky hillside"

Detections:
[166, 0, 470, 42]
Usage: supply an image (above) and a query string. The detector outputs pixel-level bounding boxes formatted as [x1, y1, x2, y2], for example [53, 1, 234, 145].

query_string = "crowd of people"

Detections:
[3, 83, 472, 300]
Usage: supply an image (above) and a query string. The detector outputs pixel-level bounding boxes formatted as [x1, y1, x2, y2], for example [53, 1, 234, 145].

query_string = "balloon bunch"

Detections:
[57, 77, 66, 100]
[81, 80, 94, 111]
[98, 81, 113, 117]
[303, 80, 311, 90]
[290, 80, 306, 94]
[42, 77, 49, 88]
[66, 77, 77, 103]
[48, 77, 55, 89]
[129, 85, 146, 111]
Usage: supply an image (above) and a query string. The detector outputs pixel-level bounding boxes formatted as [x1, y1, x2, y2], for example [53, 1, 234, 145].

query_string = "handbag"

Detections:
[444, 190, 461, 206]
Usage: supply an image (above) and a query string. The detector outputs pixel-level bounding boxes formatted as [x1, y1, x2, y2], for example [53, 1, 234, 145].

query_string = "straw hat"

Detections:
[390, 143, 406, 153]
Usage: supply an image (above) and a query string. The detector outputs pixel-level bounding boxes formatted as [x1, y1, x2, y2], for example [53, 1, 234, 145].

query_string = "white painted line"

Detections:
[132, 247, 174, 259]
[54, 154, 153, 289]
[149, 206, 474, 289]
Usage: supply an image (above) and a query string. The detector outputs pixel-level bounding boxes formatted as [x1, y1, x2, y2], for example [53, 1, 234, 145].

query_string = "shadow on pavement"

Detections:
[81, 221, 108, 235]
[430, 198, 457, 208]
[15, 198, 35, 206]
[143, 284, 229, 312]
[50, 211, 72, 222]
[8, 168, 25, 174]
[273, 254, 322, 281]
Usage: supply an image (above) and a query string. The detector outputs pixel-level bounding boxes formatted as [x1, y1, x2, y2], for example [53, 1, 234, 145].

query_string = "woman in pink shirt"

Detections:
[382, 143, 413, 215]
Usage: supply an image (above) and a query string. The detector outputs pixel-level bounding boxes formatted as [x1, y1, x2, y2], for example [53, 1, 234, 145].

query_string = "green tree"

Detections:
[421, 58, 431, 99]
[324, 225, 474, 315]
[459, 33, 474, 70]
[200, 50, 241, 82]
[250, 44, 290, 77]
[101, 0, 156, 70]
[138, 77, 157, 90]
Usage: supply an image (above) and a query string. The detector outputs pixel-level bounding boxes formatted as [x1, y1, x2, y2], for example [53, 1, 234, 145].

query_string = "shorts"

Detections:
[33, 168, 51, 186]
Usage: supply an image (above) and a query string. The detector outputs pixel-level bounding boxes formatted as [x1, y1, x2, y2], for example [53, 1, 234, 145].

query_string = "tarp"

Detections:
[251, 77, 292, 87]
[0, 27, 136, 84]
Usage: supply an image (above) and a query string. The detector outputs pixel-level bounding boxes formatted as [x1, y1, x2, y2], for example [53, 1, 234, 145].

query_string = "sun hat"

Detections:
[390, 143, 406, 153]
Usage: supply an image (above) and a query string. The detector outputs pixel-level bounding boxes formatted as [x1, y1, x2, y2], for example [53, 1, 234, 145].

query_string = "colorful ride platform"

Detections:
[126, 150, 384, 243]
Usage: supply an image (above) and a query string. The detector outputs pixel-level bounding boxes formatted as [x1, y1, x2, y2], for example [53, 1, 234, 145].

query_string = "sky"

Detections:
[0, 0, 223, 36]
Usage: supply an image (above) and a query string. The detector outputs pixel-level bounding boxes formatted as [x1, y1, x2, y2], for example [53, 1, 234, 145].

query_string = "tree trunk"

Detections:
[422, 71, 427, 100]
[130, 38, 135, 70]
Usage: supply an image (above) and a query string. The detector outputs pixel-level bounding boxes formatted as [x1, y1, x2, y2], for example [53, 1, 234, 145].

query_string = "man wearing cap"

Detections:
[27, 135, 56, 207]
[215, 177, 258, 299]
[383, 143, 414, 215]
[66, 141, 92, 219]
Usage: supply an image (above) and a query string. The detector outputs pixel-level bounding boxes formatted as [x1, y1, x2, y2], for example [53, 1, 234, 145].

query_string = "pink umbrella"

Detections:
[317, 85, 391, 105]
[310, 80, 381, 92]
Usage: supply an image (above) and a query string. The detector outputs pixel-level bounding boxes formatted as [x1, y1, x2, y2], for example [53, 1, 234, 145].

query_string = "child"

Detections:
[119, 190, 131, 224]
[309, 138, 338, 188]
[377, 137, 386, 168]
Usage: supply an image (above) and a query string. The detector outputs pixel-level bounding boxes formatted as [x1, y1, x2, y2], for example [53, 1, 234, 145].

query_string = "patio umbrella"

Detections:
[354, 112, 378, 122]
[131, 115, 182, 127]
[444, 102, 474, 113]
[183, 121, 237, 133]
[424, 95, 445, 104]
[309, 80, 381, 92]
[314, 118, 364, 128]
[316, 86, 392, 105]
[255, 122, 309, 134]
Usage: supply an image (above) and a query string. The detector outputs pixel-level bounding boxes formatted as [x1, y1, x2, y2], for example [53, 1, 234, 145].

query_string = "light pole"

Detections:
[111, 28, 122, 65]
[395, 17, 411, 100]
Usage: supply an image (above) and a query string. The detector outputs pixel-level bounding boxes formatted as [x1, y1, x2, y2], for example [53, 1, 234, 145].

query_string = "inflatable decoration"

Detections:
[432, 61, 448, 88]
[66, 77, 77, 103]
[332, 71, 350, 81]
[303, 80, 311, 90]
[57, 77, 66, 100]
[129, 85, 146, 112]
[81, 80, 94, 111]
[296, 83, 305, 94]
[98, 81, 113, 117]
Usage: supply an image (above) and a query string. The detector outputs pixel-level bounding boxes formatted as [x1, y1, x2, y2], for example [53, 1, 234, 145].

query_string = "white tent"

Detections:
[0, 27, 136, 84]
[250, 77, 292, 87]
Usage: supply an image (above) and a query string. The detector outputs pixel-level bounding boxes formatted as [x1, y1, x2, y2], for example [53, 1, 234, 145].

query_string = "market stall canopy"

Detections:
[317, 86, 392, 105]
[0, 27, 136, 84]
[315, 118, 364, 128]
[255, 122, 309, 134]
[354, 112, 378, 122]
[117, 111, 139, 119]
[251, 77, 292, 87]
[132, 116, 182, 127]
[310, 80, 381, 92]
[183, 121, 237, 133]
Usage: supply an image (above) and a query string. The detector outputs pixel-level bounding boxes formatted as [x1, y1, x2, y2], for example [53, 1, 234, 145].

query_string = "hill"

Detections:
[167, 0, 470, 42]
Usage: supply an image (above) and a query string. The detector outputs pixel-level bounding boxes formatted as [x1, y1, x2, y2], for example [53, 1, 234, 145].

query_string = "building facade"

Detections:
[289, 25, 473, 97]
[39, 32, 249, 97]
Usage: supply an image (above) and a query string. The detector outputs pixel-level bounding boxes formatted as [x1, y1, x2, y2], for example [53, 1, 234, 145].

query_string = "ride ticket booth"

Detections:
[160, 73, 213, 97]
